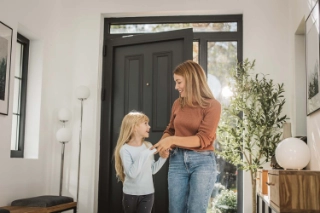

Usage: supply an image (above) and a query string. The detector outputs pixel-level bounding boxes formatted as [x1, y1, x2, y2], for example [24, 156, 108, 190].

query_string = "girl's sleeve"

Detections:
[120, 147, 156, 179]
[151, 156, 167, 175]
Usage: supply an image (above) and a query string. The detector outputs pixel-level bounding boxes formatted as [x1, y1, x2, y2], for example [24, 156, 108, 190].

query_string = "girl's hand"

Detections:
[159, 149, 169, 159]
[151, 137, 173, 153]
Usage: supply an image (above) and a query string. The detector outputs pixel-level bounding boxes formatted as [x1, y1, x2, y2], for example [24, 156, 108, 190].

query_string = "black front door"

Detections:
[99, 29, 193, 213]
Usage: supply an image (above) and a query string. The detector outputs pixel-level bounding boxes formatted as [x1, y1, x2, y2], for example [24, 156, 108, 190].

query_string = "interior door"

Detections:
[99, 29, 193, 213]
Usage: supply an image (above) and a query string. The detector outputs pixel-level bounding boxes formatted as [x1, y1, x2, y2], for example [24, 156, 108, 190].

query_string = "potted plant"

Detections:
[214, 189, 237, 213]
[216, 59, 287, 213]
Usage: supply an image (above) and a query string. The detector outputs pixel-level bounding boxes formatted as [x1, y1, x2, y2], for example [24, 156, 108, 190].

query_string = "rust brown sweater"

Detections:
[163, 98, 221, 151]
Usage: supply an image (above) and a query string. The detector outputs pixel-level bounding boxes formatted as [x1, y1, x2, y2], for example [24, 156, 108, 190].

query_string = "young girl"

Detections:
[114, 111, 169, 213]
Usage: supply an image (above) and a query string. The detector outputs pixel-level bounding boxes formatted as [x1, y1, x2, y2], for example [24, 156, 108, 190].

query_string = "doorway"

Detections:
[98, 15, 243, 213]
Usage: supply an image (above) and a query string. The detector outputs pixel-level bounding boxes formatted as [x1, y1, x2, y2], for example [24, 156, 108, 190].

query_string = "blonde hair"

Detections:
[114, 111, 149, 182]
[174, 60, 214, 108]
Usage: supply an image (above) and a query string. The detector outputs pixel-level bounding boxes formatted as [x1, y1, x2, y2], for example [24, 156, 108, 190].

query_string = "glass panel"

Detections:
[15, 42, 23, 78]
[11, 114, 20, 150]
[12, 78, 21, 114]
[207, 41, 238, 213]
[110, 22, 237, 34]
[11, 40, 24, 152]
[193, 41, 199, 63]
[207, 41, 237, 104]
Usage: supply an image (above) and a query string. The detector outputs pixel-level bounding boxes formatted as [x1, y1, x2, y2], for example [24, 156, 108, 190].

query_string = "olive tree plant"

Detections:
[216, 59, 287, 213]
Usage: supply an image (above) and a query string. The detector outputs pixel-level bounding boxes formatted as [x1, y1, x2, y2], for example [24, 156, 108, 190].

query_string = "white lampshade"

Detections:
[56, 128, 72, 142]
[76, 85, 90, 99]
[275, 137, 310, 170]
[58, 108, 71, 121]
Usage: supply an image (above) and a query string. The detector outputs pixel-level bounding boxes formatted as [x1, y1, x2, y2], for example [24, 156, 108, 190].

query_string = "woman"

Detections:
[152, 60, 221, 213]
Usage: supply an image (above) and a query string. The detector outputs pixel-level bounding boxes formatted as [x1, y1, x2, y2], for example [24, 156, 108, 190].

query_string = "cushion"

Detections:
[0, 209, 10, 213]
[11, 195, 73, 207]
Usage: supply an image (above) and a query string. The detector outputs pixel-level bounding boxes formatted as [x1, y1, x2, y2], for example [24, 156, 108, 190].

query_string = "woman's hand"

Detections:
[151, 137, 173, 153]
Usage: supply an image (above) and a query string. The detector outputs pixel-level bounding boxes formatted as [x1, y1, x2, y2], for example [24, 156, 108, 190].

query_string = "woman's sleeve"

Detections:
[151, 157, 167, 175]
[163, 100, 178, 136]
[120, 147, 155, 179]
[196, 100, 222, 149]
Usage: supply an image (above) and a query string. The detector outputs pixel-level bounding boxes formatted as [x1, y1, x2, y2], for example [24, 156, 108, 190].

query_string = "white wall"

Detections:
[289, 0, 320, 171]
[295, 0, 320, 170]
[0, 0, 60, 205]
[1, 0, 319, 213]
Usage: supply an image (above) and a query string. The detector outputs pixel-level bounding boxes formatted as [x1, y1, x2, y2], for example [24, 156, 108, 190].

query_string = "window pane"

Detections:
[110, 22, 237, 34]
[11, 39, 24, 152]
[15, 43, 23, 78]
[193, 41, 199, 63]
[207, 41, 238, 212]
[207, 41, 237, 103]
[11, 114, 20, 150]
[12, 78, 21, 114]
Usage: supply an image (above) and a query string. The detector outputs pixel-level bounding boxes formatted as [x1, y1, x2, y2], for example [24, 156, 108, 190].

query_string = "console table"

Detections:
[256, 169, 320, 213]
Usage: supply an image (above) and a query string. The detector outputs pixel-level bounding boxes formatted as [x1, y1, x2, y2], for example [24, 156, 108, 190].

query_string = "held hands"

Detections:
[159, 149, 169, 159]
[151, 137, 173, 154]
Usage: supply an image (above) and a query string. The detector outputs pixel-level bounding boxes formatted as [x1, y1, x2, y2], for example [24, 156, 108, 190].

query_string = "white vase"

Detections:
[282, 122, 292, 140]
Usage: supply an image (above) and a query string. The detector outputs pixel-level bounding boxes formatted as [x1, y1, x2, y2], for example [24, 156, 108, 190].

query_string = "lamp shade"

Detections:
[76, 85, 90, 99]
[58, 108, 71, 121]
[275, 137, 310, 170]
[56, 128, 72, 142]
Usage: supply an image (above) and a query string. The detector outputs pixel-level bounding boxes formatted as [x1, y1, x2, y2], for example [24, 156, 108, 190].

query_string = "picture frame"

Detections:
[306, 2, 320, 115]
[0, 21, 13, 115]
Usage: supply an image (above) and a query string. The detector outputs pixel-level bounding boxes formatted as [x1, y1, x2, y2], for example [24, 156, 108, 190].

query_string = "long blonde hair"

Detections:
[114, 111, 149, 182]
[174, 60, 214, 108]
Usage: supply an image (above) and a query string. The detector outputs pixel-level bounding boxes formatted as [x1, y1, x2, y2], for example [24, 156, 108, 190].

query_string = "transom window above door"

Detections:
[109, 22, 237, 34]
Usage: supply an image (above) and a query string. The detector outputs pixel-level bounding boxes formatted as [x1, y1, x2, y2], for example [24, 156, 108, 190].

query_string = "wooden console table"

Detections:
[257, 170, 320, 213]
[1, 202, 77, 213]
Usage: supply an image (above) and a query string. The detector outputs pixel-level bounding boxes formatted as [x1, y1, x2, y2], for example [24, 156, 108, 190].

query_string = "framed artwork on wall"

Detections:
[0, 21, 13, 115]
[306, 2, 320, 115]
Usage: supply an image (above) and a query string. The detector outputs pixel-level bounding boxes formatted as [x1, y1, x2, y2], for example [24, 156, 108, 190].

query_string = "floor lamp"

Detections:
[56, 108, 72, 196]
[75, 86, 90, 203]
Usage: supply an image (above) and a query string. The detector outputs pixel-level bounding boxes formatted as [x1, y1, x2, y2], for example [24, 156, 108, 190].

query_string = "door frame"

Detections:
[98, 29, 193, 212]
[99, 15, 243, 213]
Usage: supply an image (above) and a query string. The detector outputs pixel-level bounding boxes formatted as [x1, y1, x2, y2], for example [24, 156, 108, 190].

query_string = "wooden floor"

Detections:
[1, 202, 77, 213]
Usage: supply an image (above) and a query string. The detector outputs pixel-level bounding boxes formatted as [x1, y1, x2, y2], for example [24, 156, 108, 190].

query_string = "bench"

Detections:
[0, 196, 77, 213]
[0, 202, 76, 213]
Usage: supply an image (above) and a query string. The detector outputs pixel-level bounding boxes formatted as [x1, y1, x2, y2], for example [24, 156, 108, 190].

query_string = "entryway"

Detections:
[98, 15, 243, 213]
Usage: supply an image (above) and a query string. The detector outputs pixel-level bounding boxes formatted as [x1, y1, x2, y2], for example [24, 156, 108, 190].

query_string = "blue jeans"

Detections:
[168, 148, 217, 213]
